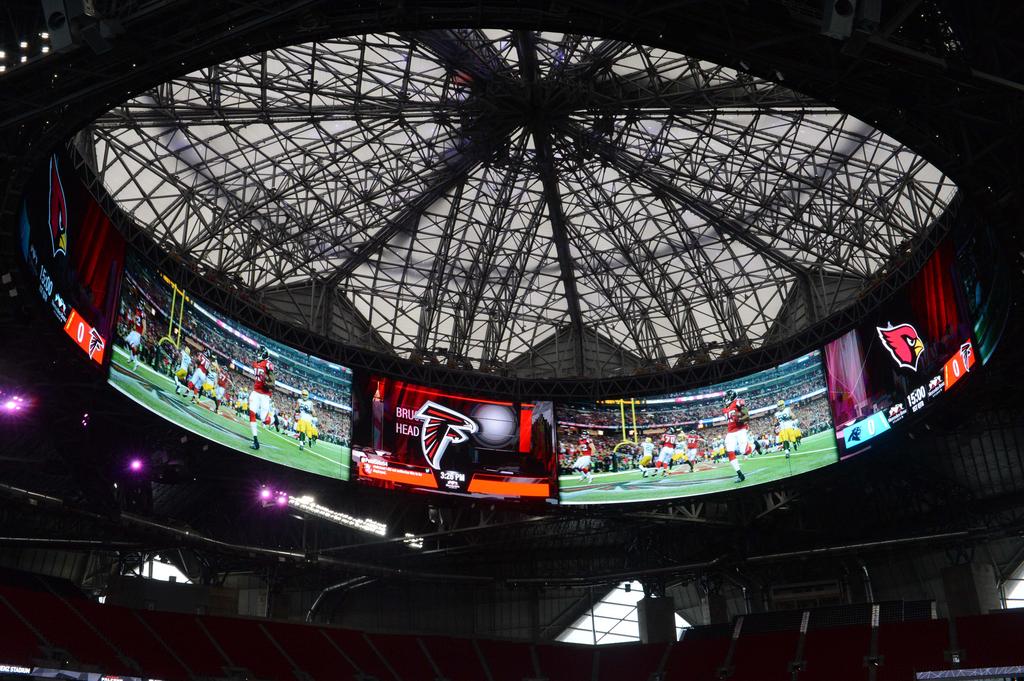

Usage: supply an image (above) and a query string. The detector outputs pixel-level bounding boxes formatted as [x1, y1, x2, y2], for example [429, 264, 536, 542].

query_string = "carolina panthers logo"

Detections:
[414, 401, 478, 470]
[877, 322, 925, 371]
[48, 154, 68, 258]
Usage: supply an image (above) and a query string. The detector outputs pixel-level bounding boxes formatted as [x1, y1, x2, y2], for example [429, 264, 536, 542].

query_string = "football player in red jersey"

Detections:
[125, 305, 146, 371]
[214, 362, 231, 414]
[573, 431, 594, 483]
[188, 349, 211, 404]
[722, 389, 748, 482]
[656, 429, 675, 476]
[248, 345, 275, 450]
[686, 430, 703, 464]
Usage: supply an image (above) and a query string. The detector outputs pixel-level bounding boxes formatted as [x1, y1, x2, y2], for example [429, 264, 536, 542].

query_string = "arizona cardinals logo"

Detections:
[414, 401, 478, 470]
[48, 155, 68, 258]
[877, 322, 925, 371]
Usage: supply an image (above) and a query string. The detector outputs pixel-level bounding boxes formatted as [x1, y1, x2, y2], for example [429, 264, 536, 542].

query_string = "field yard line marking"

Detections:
[257, 426, 347, 467]
[560, 466, 774, 503]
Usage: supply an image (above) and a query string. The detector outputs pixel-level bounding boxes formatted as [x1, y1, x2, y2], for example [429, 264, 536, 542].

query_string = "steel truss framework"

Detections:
[0, 0, 1020, 400]
[86, 30, 954, 380]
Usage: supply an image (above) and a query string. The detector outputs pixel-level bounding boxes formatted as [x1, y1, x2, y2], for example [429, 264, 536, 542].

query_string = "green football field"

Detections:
[109, 346, 351, 480]
[558, 430, 838, 504]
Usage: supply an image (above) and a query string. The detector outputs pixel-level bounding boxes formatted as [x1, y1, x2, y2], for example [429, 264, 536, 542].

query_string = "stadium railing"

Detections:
[5, 579, 1024, 681]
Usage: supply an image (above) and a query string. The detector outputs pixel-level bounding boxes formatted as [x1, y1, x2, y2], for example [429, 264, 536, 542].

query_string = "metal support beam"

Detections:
[559, 120, 809, 280]
[513, 29, 587, 375]
[326, 120, 514, 284]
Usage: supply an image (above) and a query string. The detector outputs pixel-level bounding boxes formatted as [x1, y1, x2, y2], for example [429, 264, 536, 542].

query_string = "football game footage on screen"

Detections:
[556, 349, 838, 505]
[108, 254, 354, 480]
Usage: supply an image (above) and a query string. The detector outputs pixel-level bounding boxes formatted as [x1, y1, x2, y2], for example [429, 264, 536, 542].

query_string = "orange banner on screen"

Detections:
[942, 340, 976, 391]
[467, 474, 550, 497]
[63, 308, 105, 364]
[358, 458, 438, 488]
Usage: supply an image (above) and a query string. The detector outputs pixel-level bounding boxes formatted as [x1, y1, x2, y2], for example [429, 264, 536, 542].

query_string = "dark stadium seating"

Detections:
[201, 614, 299, 680]
[0, 592, 43, 666]
[730, 629, 801, 681]
[665, 629, 731, 681]
[876, 619, 950, 680]
[321, 628, 397, 680]
[137, 609, 230, 678]
[476, 639, 537, 681]
[537, 641, 594, 681]
[595, 642, 664, 681]
[420, 634, 491, 681]
[802, 624, 872, 681]
[956, 610, 1024, 668]
[370, 632, 436, 681]
[260, 620, 357, 680]
[3, 582, 1024, 681]
[76, 598, 188, 680]
[0, 585, 127, 673]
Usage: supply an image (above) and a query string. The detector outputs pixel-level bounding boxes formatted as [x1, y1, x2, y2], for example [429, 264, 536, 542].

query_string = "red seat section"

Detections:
[9, 582, 1024, 681]
[138, 609, 228, 678]
[956, 610, 1024, 668]
[876, 619, 949, 680]
[78, 600, 189, 681]
[0, 585, 126, 673]
[262, 620, 359, 681]
[537, 642, 593, 681]
[421, 635, 489, 681]
[0, 592, 44, 665]
[202, 614, 298, 680]
[321, 627, 396, 681]
[596, 643, 662, 681]
[369, 633, 436, 681]
[476, 639, 536, 681]
[665, 634, 730, 681]
[730, 630, 799, 681]
[802, 625, 871, 681]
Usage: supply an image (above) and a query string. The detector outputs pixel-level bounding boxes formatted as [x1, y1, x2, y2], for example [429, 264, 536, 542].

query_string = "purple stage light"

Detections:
[259, 488, 272, 500]
[275, 494, 288, 507]
[129, 458, 144, 472]
[2, 395, 28, 413]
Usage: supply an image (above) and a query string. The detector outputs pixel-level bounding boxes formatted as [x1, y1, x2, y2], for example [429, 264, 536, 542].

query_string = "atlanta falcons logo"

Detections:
[414, 401, 478, 470]
[877, 322, 925, 371]
[48, 155, 68, 258]
[87, 328, 105, 360]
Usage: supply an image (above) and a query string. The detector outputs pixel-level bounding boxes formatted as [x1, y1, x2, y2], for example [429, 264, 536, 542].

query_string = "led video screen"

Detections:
[954, 220, 1007, 365]
[352, 376, 557, 500]
[108, 254, 353, 479]
[556, 349, 838, 505]
[18, 149, 126, 365]
[824, 239, 976, 457]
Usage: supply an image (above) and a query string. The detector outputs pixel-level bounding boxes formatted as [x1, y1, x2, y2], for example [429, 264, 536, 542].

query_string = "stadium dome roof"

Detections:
[87, 30, 957, 377]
